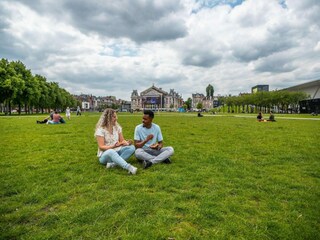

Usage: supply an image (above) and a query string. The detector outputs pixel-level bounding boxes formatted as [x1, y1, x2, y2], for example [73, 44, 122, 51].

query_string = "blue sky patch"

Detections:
[278, 0, 287, 9]
[100, 44, 138, 57]
[192, 0, 245, 13]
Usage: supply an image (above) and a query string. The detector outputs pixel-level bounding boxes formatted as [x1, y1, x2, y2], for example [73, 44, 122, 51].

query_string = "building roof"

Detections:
[140, 85, 168, 95]
[282, 79, 320, 91]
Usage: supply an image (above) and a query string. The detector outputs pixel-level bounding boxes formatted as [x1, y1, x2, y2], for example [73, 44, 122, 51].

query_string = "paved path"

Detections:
[2, 113, 320, 121]
[232, 115, 320, 121]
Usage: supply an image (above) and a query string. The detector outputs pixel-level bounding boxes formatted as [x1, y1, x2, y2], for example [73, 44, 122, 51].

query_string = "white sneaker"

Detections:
[128, 165, 137, 175]
[106, 162, 116, 169]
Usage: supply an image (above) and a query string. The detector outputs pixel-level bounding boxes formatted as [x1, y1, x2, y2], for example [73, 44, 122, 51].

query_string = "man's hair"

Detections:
[144, 110, 154, 118]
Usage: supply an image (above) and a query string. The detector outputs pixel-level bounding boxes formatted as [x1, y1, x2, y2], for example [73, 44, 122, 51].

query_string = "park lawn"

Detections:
[0, 113, 319, 239]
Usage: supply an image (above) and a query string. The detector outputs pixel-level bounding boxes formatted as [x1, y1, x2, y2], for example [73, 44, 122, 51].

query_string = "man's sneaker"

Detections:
[163, 158, 171, 164]
[106, 162, 116, 169]
[128, 165, 137, 175]
[137, 159, 144, 164]
[143, 160, 153, 169]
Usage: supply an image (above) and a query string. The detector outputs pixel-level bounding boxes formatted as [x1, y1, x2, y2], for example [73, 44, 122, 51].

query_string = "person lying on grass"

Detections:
[46, 110, 66, 124]
[134, 110, 174, 169]
[36, 110, 54, 124]
[94, 108, 137, 175]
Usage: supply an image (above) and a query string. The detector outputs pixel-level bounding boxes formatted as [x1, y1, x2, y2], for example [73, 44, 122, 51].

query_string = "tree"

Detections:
[183, 104, 187, 110]
[185, 98, 192, 110]
[35, 74, 50, 113]
[0, 59, 25, 114]
[0, 58, 76, 114]
[221, 90, 309, 114]
[206, 84, 214, 98]
[196, 102, 203, 110]
[111, 103, 119, 110]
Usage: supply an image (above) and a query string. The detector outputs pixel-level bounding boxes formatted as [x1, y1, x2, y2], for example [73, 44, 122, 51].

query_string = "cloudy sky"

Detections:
[1, 0, 320, 100]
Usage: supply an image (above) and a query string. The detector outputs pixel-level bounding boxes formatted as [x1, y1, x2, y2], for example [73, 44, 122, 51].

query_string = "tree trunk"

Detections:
[8, 101, 12, 115]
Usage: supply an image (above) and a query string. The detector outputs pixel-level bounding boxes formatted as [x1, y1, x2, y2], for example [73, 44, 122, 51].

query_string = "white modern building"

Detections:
[283, 79, 320, 113]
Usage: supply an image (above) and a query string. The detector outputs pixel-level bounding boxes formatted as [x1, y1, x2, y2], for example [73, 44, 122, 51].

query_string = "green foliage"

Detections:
[182, 104, 187, 110]
[0, 58, 76, 115]
[220, 91, 309, 114]
[1, 113, 319, 239]
[111, 103, 119, 110]
[185, 97, 192, 110]
[206, 84, 214, 98]
[196, 102, 203, 109]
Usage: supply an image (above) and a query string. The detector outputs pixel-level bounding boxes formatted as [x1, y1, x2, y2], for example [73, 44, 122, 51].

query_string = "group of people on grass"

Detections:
[94, 109, 174, 175]
[36, 106, 80, 124]
[257, 111, 276, 122]
[36, 109, 66, 124]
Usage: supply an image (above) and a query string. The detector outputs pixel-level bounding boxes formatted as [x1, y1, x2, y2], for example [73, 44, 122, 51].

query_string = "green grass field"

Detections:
[1, 112, 319, 239]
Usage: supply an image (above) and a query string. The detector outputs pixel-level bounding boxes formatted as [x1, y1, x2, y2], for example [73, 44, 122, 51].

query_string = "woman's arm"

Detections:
[118, 132, 125, 143]
[96, 136, 119, 151]
[118, 132, 131, 146]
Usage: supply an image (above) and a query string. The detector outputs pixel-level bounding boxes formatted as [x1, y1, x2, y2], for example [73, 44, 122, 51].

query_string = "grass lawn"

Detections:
[1, 112, 319, 239]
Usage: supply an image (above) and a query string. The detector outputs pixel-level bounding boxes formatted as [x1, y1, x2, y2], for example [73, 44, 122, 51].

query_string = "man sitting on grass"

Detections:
[267, 111, 276, 122]
[134, 110, 174, 169]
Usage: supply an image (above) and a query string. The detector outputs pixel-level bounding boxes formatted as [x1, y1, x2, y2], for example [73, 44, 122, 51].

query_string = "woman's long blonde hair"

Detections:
[95, 108, 119, 134]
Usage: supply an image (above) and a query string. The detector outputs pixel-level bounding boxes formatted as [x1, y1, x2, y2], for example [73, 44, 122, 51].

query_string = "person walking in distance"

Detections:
[76, 106, 81, 116]
[66, 107, 71, 120]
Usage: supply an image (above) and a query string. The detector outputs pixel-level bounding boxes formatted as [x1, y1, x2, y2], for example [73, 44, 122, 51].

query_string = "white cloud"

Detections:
[0, 0, 319, 100]
[314, 42, 320, 52]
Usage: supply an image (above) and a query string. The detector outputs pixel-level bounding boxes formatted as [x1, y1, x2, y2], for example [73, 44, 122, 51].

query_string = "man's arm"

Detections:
[134, 134, 154, 149]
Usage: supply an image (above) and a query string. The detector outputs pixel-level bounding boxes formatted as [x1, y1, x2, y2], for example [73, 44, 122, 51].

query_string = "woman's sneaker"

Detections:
[106, 162, 116, 169]
[128, 165, 137, 175]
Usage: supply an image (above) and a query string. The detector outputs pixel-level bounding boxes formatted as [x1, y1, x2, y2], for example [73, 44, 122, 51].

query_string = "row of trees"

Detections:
[0, 59, 78, 115]
[217, 91, 309, 113]
[182, 90, 308, 113]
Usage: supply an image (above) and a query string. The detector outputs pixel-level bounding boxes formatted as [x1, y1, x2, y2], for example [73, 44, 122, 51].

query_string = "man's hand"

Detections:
[150, 143, 159, 149]
[150, 142, 163, 150]
[146, 134, 154, 141]
[134, 135, 154, 149]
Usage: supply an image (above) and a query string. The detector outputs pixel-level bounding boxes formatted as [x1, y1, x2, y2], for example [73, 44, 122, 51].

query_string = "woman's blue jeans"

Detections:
[99, 145, 135, 169]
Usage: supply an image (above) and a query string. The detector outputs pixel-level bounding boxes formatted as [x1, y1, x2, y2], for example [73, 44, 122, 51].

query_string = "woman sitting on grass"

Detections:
[47, 110, 65, 124]
[257, 112, 264, 122]
[94, 108, 137, 175]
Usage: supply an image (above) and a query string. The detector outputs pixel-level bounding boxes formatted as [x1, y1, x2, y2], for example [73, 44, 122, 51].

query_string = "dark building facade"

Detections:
[251, 85, 269, 93]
